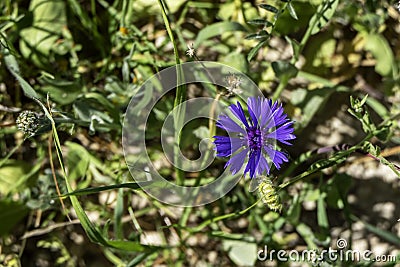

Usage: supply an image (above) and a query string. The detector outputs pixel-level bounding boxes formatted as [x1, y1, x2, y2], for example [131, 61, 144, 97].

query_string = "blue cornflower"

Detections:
[214, 96, 295, 178]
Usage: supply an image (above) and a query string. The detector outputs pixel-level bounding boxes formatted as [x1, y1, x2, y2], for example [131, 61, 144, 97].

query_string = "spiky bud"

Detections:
[16, 110, 40, 137]
[258, 178, 282, 212]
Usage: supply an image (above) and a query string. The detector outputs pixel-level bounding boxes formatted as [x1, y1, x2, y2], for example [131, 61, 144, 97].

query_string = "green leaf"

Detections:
[285, 36, 301, 59]
[287, 2, 298, 20]
[259, 4, 279, 13]
[354, 216, 400, 246]
[220, 51, 248, 72]
[0, 200, 29, 236]
[73, 98, 119, 134]
[194, 22, 247, 47]
[326, 174, 352, 209]
[19, 0, 67, 68]
[61, 182, 142, 197]
[247, 39, 268, 61]
[296, 223, 318, 249]
[308, 0, 339, 35]
[0, 160, 33, 195]
[287, 194, 301, 224]
[317, 193, 329, 230]
[290, 87, 333, 128]
[245, 30, 269, 40]
[40, 79, 82, 105]
[222, 240, 258, 266]
[365, 97, 389, 119]
[192, 126, 210, 140]
[66, 142, 90, 181]
[364, 33, 395, 77]
[247, 19, 273, 27]
[3, 47, 39, 99]
[271, 61, 298, 81]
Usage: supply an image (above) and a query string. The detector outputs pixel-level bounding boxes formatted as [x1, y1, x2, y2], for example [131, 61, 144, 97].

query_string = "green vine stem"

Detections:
[272, 0, 333, 101]
[157, 0, 186, 186]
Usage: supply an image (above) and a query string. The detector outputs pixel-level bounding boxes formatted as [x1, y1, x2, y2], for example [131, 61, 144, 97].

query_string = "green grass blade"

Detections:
[60, 182, 142, 197]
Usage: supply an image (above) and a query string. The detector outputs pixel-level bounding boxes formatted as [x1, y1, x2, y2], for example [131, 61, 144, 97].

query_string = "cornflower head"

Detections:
[213, 96, 295, 178]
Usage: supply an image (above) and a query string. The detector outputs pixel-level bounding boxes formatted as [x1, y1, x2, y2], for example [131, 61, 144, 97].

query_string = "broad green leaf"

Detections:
[19, 0, 67, 68]
[364, 33, 395, 77]
[220, 51, 248, 73]
[0, 160, 32, 195]
[194, 22, 247, 47]
[73, 98, 118, 133]
[192, 126, 210, 140]
[0, 200, 29, 236]
[271, 61, 298, 82]
[308, 0, 339, 35]
[217, 2, 235, 21]
[40, 79, 82, 105]
[304, 188, 320, 201]
[131, 0, 186, 15]
[66, 142, 90, 181]
[222, 240, 258, 266]
[290, 87, 333, 128]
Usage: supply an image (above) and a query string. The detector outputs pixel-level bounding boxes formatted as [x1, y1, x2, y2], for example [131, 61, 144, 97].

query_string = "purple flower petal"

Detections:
[226, 148, 249, 174]
[216, 114, 246, 134]
[244, 149, 261, 178]
[214, 136, 244, 156]
[229, 102, 249, 128]
[266, 121, 296, 145]
[256, 155, 270, 176]
[264, 145, 288, 170]
[247, 97, 261, 126]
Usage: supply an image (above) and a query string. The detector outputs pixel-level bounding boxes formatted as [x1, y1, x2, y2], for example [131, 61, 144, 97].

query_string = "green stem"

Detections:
[179, 72, 222, 228]
[187, 199, 262, 233]
[272, 77, 288, 102]
[0, 140, 23, 168]
[291, 0, 330, 64]
[279, 132, 374, 190]
[273, 0, 331, 100]
[158, 0, 186, 186]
